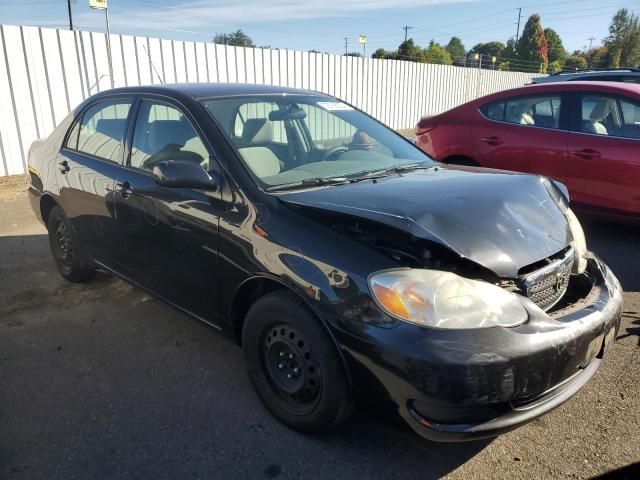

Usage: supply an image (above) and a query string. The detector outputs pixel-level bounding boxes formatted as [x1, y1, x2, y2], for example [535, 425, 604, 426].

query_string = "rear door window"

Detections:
[577, 94, 640, 139]
[75, 100, 132, 162]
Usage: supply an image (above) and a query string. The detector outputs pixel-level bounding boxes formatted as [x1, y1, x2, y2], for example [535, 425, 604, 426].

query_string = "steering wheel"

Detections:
[321, 145, 348, 161]
[142, 144, 204, 169]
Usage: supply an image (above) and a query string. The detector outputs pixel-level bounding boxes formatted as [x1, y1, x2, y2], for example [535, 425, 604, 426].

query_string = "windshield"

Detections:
[201, 95, 433, 189]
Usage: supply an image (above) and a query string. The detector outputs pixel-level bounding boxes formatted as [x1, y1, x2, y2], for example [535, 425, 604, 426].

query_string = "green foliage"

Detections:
[397, 39, 424, 62]
[589, 46, 609, 69]
[564, 55, 588, 71]
[213, 29, 255, 48]
[470, 41, 505, 58]
[372, 48, 391, 59]
[498, 60, 511, 71]
[423, 41, 453, 65]
[604, 8, 640, 68]
[548, 60, 564, 73]
[343, 52, 362, 57]
[544, 28, 566, 64]
[445, 37, 466, 64]
[516, 14, 549, 73]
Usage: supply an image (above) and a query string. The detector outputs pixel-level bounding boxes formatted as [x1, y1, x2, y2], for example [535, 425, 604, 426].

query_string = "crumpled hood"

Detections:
[278, 167, 571, 278]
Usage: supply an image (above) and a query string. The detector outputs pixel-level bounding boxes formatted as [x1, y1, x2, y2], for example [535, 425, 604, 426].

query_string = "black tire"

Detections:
[242, 290, 353, 433]
[47, 205, 95, 283]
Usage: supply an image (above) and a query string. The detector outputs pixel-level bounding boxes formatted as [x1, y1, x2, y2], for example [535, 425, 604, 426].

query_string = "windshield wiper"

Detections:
[350, 163, 435, 181]
[266, 176, 350, 192]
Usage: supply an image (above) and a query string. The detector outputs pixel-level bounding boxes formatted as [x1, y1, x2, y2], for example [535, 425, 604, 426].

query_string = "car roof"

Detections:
[90, 83, 329, 100]
[473, 81, 640, 105]
[533, 70, 640, 83]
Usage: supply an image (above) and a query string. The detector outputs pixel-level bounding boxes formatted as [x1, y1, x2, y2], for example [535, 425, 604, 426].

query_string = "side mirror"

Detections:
[153, 160, 219, 190]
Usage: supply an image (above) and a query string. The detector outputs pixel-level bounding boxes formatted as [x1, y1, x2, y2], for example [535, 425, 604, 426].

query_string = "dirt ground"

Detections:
[1, 179, 639, 479]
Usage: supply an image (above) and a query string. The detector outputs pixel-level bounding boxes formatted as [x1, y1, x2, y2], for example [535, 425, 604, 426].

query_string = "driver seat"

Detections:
[237, 119, 281, 178]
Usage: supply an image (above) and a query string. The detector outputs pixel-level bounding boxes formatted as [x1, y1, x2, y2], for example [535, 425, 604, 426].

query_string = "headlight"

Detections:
[566, 208, 587, 274]
[369, 269, 527, 329]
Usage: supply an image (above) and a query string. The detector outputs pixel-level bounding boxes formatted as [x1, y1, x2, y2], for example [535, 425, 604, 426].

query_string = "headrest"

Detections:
[241, 118, 272, 144]
[147, 120, 193, 152]
[95, 119, 126, 140]
[590, 99, 612, 121]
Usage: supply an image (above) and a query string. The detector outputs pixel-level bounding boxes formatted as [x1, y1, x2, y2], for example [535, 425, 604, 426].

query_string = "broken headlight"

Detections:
[541, 177, 587, 274]
[369, 269, 527, 329]
[566, 208, 587, 274]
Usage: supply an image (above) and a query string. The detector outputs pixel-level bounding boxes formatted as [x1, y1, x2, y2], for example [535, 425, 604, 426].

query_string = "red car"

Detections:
[416, 81, 640, 220]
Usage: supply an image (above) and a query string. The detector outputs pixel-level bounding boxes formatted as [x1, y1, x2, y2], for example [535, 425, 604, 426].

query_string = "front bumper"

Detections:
[332, 255, 623, 442]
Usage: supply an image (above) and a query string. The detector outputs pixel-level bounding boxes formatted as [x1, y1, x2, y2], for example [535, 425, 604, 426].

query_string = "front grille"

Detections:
[520, 248, 574, 311]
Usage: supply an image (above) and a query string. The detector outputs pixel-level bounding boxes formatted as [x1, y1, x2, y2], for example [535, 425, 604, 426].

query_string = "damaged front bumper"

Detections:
[335, 255, 623, 442]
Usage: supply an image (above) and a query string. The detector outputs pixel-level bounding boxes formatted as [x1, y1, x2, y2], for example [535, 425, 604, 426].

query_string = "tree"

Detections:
[544, 28, 566, 65]
[548, 60, 563, 73]
[604, 8, 640, 68]
[589, 46, 609, 69]
[564, 55, 588, 71]
[213, 29, 256, 47]
[397, 39, 424, 62]
[445, 37, 466, 64]
[372, 48, 392, 59]
[516, 14, 549, 73]
[470, 41, 505, 58]
[423, 41, 452, 65]
[343, 52, 362, 57]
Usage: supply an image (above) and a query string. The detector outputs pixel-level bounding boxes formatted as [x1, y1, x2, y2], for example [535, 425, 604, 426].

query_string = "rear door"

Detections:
[57, 98, 134, 264]
[566, 91, 640, 215]
[472, 93, 569, 183]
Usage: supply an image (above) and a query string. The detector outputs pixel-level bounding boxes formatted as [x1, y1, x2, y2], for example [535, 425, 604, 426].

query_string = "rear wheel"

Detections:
[47, 206, 95, 282]
[242, 290, 353, 433]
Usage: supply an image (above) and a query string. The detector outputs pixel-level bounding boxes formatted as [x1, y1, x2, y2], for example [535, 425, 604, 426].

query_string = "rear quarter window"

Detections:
[480, 101, 505, 121]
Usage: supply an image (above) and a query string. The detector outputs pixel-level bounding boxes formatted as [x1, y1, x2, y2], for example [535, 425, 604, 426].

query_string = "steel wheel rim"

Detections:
[261, 323, 322, 414]
[54, 220, 73, 266]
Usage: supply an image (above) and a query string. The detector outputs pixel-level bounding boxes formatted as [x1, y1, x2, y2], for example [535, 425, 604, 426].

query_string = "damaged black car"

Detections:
[27, 84, 623, 441]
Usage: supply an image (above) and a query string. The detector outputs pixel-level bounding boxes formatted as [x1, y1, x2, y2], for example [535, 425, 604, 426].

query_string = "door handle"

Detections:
[480, 136, 504, 146]
[114, 181, 134, 198]
[57, 160, 70, 174]
[570, 149, 601, 159]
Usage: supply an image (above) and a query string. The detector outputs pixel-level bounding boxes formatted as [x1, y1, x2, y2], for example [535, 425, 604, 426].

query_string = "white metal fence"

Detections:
[0, 24, 542, 177]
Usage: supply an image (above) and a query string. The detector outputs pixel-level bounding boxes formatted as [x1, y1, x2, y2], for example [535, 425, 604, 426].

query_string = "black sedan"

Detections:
[27, 83, 622, 442]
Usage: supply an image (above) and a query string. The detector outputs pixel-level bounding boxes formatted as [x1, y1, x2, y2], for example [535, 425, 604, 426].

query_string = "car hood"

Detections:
[277, 167, 571, 278]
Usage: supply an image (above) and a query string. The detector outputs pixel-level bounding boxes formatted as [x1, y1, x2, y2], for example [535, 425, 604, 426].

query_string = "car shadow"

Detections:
[0, 233, 487, 479]
[580, 216, 640, 293]
[578, 216, 640, 346]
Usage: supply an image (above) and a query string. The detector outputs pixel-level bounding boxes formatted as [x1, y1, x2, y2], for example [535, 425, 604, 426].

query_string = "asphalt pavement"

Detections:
[1, 179, 638, 479]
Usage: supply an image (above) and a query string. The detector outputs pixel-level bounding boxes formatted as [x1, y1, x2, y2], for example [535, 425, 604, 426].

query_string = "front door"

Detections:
[111, 99, 223, 323]
[56, 98, 134, 264]
[566, 92, 640, 216]
[473, 93, 569, 183]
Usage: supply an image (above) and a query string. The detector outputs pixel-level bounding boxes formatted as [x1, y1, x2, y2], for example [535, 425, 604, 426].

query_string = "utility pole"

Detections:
[67, 0, 73, 30]
[587, 36, 596, 67]
[402, 25, 413, 42]
[515, 7, 522, 46]
[344, 37, 348, 55]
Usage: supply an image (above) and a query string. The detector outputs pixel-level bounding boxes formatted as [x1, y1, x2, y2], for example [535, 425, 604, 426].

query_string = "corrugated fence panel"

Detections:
[0, 24, 542, 177]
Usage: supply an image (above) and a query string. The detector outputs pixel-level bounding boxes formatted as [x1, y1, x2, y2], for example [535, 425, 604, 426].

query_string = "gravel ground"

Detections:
[0, 179, 638, 480]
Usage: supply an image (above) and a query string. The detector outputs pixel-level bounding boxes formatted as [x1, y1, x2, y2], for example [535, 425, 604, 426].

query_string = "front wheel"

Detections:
[47, 205, 95, 283]
[242, 290, 353, 433]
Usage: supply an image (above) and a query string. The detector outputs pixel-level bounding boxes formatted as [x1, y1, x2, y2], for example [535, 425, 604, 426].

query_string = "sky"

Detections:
[1, 0, 638, 58]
